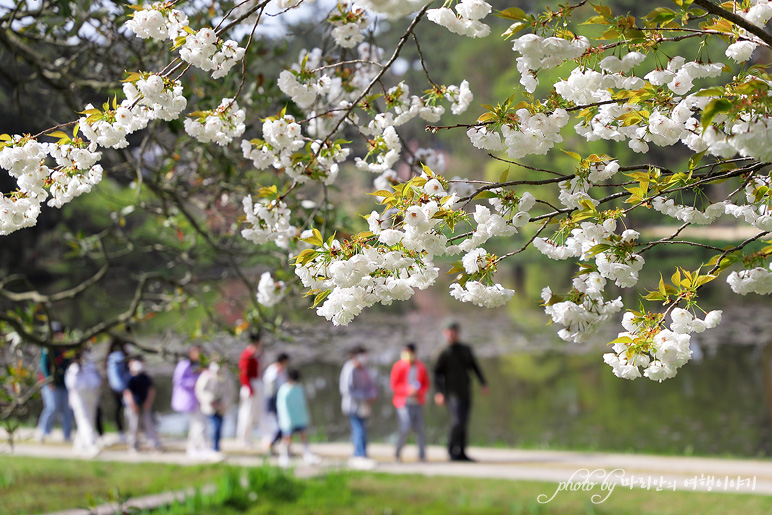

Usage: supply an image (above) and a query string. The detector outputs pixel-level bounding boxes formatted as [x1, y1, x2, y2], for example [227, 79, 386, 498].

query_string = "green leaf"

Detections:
[474, 191, 498, 199]
[496, 7, 526, 20]
[694, 274, 716, 287]
[367, 190, 394, 199]
[294, 249, 319, 265]
[561, 149, 582, 161]
[644, 7, 676, 26]
[644, 292, 666, 301]
[688, 150, 706, 171]
[502, 21, 527, 39]
[311, 290, 331, 308]
[301, 228, 323, 247]
[586, 244, 611, 258]
[582, 15, 610, 25]
[700, 98, 732, 131]
[694, 86, 725, 97]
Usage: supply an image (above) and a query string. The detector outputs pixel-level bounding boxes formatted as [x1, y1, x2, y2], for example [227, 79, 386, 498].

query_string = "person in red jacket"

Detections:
[236, 329, 263, 447]
[390, 343, 430, 462]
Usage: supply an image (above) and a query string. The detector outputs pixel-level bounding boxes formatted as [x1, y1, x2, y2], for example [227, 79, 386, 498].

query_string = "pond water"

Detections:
[142, 343, 770, 458]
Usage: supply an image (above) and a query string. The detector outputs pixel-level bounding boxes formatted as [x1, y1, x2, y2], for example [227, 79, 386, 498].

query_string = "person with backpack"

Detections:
[195, 357, 236, 456]
[339, 346, 377, 469]
[106, 338, 131, 443]
[37, 321, 73, 443]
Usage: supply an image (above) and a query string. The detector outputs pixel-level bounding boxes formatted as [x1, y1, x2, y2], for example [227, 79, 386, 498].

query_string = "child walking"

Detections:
[276, 369, 320, 467]
[124, 356, 162, 453]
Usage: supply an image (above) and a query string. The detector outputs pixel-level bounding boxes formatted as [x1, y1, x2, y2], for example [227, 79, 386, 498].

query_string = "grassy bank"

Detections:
[146, 469, 772, 515]
[3, 457, 771, 515]
[2, 456, 221, 514]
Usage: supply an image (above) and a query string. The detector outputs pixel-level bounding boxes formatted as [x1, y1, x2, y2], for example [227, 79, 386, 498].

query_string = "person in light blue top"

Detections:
[106, 338, 132, 441]
[276, 369, 320, 467]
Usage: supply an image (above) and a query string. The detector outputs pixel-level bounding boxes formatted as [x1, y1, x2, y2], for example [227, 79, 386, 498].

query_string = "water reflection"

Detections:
[140, 344, 767, 457]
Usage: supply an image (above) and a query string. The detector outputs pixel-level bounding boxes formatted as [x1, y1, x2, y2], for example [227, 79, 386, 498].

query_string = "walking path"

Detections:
[3, 429, 771, 514]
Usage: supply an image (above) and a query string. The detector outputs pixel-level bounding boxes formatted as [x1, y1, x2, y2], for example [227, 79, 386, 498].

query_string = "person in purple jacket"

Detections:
[172, 345, 208, 457]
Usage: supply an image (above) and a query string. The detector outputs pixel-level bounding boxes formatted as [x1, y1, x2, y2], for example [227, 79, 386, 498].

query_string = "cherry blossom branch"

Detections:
[310, 59, 384, 73]
[708, 230, 772, 275]
[216, 0, 272, 36]
[412, 33, 440, 92]
[530, 191, 628, 222]
[487, 154, 567, 177]
[691, 0, 772, 48]
[322, 3, 431, 143]
[227, 3, 265, 109]
[299, 3, 431, 174]
[494, 219, 552, 264]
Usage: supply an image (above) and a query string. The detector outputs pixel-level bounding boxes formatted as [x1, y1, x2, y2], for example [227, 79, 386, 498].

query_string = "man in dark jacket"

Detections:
[433, 320, 488, 461]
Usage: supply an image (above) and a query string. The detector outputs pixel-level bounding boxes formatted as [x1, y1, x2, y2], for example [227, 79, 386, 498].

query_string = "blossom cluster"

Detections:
[727, 265, 772, 295]
[124, 4, 189, 41]
[184, 98, 246, 146]
[241, 196, 297, 250]
[450, 281, 514, 307]
[604, 309, 721, 381]
[466, 107, 570, 159]
[256, 271, 287, 307]
[329, 3, 369, 48]
[277, 70, 332, 110]
[180, 30, 246, 79]
[458, 204, 524, 252]
[47, 143, 104, 208]
[125, 4, 244, 79]
[0, 136, 104, 234]
[123, 74, 187, 122]
[651, 188, 772, 233]
[366, 177, 456, 257]
[427, 0, 492, 39]
[541, 273, 623, 343]
[296, 241, 439, 325]
[535, 221, 644, 287]
[78, 76, 189, 152]
[556, 55, 772, 164]
[511, 34, 590, 92]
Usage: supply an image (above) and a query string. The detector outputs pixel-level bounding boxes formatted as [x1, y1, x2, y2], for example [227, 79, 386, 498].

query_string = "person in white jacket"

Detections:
[64, 349, 102, 457]
[236, 330, 264, 448]
[262, 353, 289, 452]
[195, 359, 235, 457]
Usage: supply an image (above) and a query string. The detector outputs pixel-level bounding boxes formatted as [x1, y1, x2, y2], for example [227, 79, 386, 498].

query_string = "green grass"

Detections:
[4, 457, 771, 515]
[1, 456, 222, 515]
[198, 473, 772, 515]
[149, 467, 772, 515]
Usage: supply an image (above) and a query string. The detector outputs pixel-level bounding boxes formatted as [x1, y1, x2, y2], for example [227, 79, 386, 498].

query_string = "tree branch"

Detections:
[691, 0, 772, 48]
